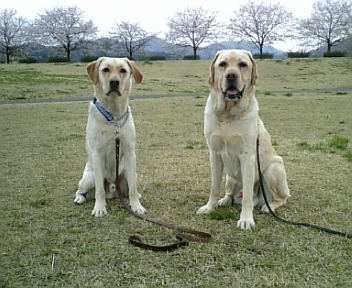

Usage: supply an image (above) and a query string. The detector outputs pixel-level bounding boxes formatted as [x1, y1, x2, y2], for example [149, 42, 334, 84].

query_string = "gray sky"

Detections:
[4, 0, 316, 51]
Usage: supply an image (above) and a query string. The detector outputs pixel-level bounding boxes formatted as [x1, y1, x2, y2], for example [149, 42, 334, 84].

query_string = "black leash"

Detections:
[256, 135, 352, 239]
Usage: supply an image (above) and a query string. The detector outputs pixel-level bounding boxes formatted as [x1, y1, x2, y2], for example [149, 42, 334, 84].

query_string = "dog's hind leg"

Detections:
[218, 175, 239, 207]
[260, 156, 290, 213]
[105, 172, 129, 199]
[74, 163, 95, 204]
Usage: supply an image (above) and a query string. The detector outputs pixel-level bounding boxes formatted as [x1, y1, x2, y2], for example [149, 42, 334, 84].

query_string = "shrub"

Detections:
[47, 56, 70, 63]
[183, 55, 200, 60]
[138, 53, 147, 61]
[120, 56, 133, 60]
[19, 57, 38, 64]
[253, 53, 273, 59]
[287, 51, 310, 58]
[149, 56, 166, 61]
[323, 51, 346, 57]
[80, 55, 99, 62]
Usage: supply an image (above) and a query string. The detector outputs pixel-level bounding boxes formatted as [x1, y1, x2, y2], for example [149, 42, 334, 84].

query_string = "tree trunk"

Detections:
[327, 40, 332, 52]
[193, 47, 197, 60]
[66, 42, 71, 62]
[129, 42, 133, 60]
[6, 46, 10, 64]
[259, 45, 263, 58]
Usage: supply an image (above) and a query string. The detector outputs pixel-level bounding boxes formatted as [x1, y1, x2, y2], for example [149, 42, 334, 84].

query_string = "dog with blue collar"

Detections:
[74, 57, 146, 217]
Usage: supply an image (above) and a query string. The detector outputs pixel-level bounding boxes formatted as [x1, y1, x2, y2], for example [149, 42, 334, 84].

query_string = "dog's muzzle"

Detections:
[107, 77, 121, 95]
[222, 85, 244, 100]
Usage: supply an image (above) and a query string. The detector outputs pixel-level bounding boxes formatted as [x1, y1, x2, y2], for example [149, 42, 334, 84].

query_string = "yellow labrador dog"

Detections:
[197, 50, 290, 229]
[74, 57, 146, 217]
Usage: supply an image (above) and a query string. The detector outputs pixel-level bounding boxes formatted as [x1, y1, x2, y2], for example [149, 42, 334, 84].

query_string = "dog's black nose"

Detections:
[109, 77, 120, 89]
[226, 72, 237, 80]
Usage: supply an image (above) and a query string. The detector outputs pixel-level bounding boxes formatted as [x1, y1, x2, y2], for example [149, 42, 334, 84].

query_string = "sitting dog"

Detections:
[74, 57, 146, 217]
[197, 50, 290, 229]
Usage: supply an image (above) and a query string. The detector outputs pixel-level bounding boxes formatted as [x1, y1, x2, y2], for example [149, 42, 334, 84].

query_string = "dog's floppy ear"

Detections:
[125, 58, 143, 83]
[86, 57, 103, 85]
[246, 51, 257, 86]
[208, 51, 221, 87]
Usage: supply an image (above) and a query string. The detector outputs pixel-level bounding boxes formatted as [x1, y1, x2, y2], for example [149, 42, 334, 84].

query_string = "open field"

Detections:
[0, 58, 352, 287]
[0, 57, 352, 101]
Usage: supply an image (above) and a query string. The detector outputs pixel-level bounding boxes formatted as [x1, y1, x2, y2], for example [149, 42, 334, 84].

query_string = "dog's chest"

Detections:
[206, 118, 249, 178]
[208, 129, 243, 152]
[209, 130, 243, 178]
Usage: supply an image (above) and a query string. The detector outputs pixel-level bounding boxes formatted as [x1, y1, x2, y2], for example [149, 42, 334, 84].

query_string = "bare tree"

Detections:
[100, 39, 112, 57]
[0, 9, 28, 64]
[32, 6, 98, 61]
[228, 1, 295, 56]
[299, 0, 352, 52]
[109, 22, 157, 59]
[165, 7, 222, 60]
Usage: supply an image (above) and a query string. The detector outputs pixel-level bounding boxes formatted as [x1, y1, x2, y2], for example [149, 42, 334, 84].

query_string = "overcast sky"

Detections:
[4, 0, 316, 51]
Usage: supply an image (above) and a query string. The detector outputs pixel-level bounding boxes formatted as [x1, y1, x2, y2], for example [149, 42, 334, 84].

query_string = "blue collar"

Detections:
[93, 97, 114, 122]
[92, 98, 130, 131]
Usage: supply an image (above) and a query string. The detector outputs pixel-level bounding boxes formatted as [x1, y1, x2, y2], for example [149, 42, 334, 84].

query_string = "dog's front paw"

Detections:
[131, 203, 146, 215]
[92, 203, 107, 217]
[237, 217, 255, 230]
[74, 194, 86, 204]
[130, 197, 146, 215]
[218, 196, 233, 207]
[197, 205, 215, 214]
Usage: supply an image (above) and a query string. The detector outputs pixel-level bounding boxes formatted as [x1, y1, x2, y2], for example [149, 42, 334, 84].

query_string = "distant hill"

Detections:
[143, 37, 286, 60]
[25, 36, 351, 62]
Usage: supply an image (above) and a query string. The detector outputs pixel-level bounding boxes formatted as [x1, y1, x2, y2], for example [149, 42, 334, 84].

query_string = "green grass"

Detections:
[328, 135, 349, 150]
[0, 60, 352, 287]
[297, 135, 350, 161]
[343, 151, 352, 161]
[1, 57, 351, 101]
[208, 208, 237, 220]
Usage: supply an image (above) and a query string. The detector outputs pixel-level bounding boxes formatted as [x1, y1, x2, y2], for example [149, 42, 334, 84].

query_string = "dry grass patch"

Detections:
[0, 92, 351, 287]
[1, 57, 351, 101]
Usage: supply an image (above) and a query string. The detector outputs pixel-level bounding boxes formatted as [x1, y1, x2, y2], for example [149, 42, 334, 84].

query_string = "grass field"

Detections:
[0, 58, 352, 287]
[0, 57, 351, 101]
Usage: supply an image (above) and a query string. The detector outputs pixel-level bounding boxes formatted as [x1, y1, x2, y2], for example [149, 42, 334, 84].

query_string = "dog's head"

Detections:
[208, 49, 257, 102]
[86, 57, 143, 97]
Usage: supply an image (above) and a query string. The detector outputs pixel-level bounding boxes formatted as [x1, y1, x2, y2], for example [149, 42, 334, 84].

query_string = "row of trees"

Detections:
[1, 0, 352, 63]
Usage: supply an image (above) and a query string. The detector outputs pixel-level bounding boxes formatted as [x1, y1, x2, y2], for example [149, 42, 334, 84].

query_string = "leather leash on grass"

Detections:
[115, 137, 212, 251]
[256, 135, 352, 239]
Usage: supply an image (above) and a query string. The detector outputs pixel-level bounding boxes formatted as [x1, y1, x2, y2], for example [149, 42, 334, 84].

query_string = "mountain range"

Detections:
[141, 37, 286, 60]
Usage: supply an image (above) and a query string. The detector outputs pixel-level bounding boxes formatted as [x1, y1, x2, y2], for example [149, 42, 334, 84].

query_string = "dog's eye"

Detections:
[219, 62, 227, 68]
[120, 68, 127, 73]
[239, 62, 247, 68]
[102, 67, 109, 73]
